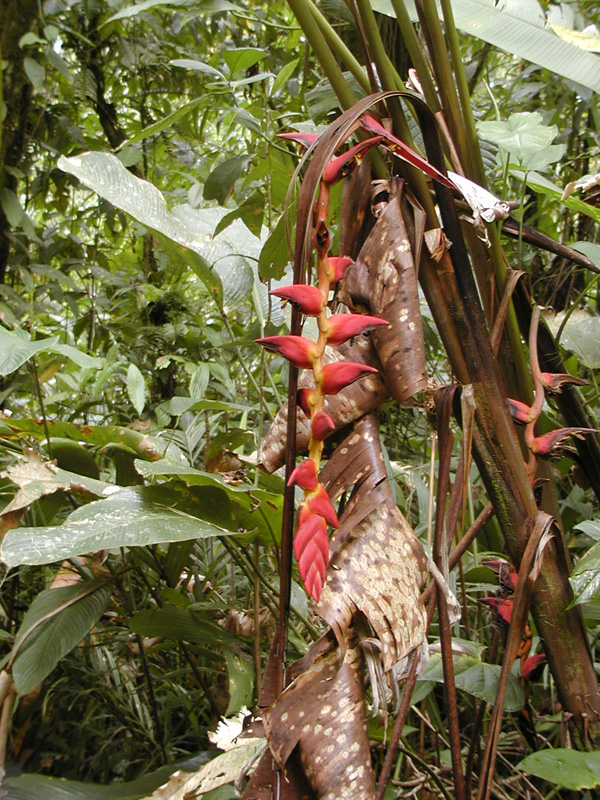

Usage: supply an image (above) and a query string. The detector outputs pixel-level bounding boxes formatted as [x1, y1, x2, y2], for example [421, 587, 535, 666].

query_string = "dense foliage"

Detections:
[1, 0, 600, 797]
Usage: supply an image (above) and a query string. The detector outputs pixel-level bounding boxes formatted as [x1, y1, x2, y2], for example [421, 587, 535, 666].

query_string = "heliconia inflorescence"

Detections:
[256, 122, 436, 600]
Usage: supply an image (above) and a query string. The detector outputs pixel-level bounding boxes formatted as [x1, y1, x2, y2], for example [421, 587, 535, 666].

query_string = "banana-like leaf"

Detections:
[373, 0, 600, 93]
[11, 579, 112, 695]
[0, 327, 101, 376]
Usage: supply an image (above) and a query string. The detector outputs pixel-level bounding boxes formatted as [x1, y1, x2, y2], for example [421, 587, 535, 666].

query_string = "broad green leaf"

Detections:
[102, 0, 195, 25]
[127, 363, 147, 415]
[11, 580, 112, 695]
[571, 241, 600, 266]
[170, 59, 226, 81]
[518, 749, 600, 790]
[223, 648, 254, 715]
[574, 520, 600, 541]
[544, 308, 600, 369]
[550, 23, 600, 52]
[512, 169, 600, 223]
[373, 0, 600, 93]
[0, 328, 58, 374]
[570, 542, 600, 605]
[478, 112, 558, 160]
[129, 606, 238, 646]
[189, 363, 210, 400]
[19, 32, 46, 47]
[204, 156, 252, 204]
[57, 152, 223, 300]
[50, 342, 102, 369]
[0, 187, 24, 226]
[222, 47, 267, 77]
[24, 57, 45, 90]
[258, 212, 291, 281]
[454, 663, 524, 711]
[118, 97, 205, 148]
[214, 190, 264, 237]
[0, 486, 234, 568]
[270, 56, 300, 96]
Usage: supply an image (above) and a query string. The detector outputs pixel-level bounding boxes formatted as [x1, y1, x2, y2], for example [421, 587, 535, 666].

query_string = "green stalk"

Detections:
[389, 0, 440, 112]
[305, 0, 370, 94]
[286, 0, 356, 111]
[438, 0, 486, 183]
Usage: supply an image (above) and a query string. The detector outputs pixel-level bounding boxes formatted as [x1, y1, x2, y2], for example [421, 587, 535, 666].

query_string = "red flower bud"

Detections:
[311, 410, 335, 440]
[324, 313, 389, 346]
[360, 115, 456, 189]
[483, 559, 518, 592]
[540, 372, 589, 394]
[287, 458, 319, 490]
[302, 485, 339, 528]
[277, 131, 319, 149]
[530, 427, 597, 458]
[256, 335, 316, 369]
[322, 136, 383, 185]
[269, 284, 325, 316]
[520, 653, 546, 683]
[507, 398, 534, 425]
[481, 596, 513, 625]
[318, 361, 379, 395]
[294, 511, 328, 601]
[326, 257, 353, 285]
[297, 388, 315, 417]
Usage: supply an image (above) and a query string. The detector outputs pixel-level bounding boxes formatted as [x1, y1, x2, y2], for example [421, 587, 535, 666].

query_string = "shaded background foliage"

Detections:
[0, 0, 600, 797]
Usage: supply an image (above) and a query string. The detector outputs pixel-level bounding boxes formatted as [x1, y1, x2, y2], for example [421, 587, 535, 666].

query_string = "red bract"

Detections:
[322, 136, 383, 185]
[311, 410, 335, 440]
[481, 597, 513, 625]
[530, 427, 598, 457]
[326, 256, 353, 285]
[255, 335, 316, 369]
[521, 653, 546, 682]
[288, 458, 319, 490]
[484, 559, 518, 592]
[540, 372, 589, 393]
[277, 131, 319, 149]
[318, 362, 379, 395]
[270, 284, 325, 316]
[324, 313, 389, 346]
[507, 398, 534, 425]
[360, 114, 456, 189]
[294, 511, 328, 601]
[303, 485, 339, 528]
[297, 388, 315, 417]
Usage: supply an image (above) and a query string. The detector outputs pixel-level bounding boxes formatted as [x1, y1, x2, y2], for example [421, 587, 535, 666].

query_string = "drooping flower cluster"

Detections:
[257, 118, 456, 601]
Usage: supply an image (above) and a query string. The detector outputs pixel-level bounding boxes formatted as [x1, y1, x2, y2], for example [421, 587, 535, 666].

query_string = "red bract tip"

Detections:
[270, 284, 325, 316]
[324, 313, 389, 346]
[255, 335, 316, 370]
[530, 427, 598, 458]
[287, 458, 319, 491]
[297, 388, 315, 417]
[294, 511, 328, 601]
[481, 597, 513, 625]
[326, 257, 354, 285]
[521, 653, 546, 682]
[359, 114, 456, 189]
[483, 559, 518, 592]
[322, 136, 383, 186]
[311, 410, 335, 440]
[540, 372, 589, 394]
[278, 131, 319, 149]
[318, 361, 379, 395]
[303, 485, 339, 528]
[507, 398, 534, 425]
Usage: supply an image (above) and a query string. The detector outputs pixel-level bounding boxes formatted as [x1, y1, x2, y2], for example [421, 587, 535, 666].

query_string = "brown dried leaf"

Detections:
[263, 641, 376, 800]
[339, 187, 427, 403]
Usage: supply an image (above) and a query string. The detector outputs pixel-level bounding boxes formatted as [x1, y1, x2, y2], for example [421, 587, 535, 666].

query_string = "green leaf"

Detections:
[570, 542, 600, 605]
[19, 32, 46, 47]
[222, 47, 267, 77]
[204, 156, 252, 204]
[224, 647, 254, 715]
[374, 0, 600, 93]
[574, 520, 600, 541]
[477, 112, 558, 161]
[270, 57, 300, 96]
[170, 59, 226, 81]
[57, 152, 223, 300]
[454, 663, 524, 711]
[11, 580, 112, 695]
[127, 363, 147, 415]
[50, 342, 103, 369]
[23, 57, 45, 90]
[102, 0, 195, 26]
[512, 169, 600, 223]
[518, 749, 600, 790]
[258, 213, 291, 281]
[214, 190, 264, 237]
[0, 328, 59, 375]
[119, 97, 205, 148]
[0, 486, 234, 568]
[0, 187, 24, 227]
[544, 308, 600, 369]
[189, 363, 210, 400]
[129, 606, 238, 646]
[571, 241, 600, 267]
